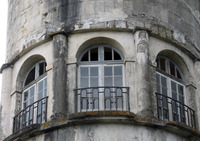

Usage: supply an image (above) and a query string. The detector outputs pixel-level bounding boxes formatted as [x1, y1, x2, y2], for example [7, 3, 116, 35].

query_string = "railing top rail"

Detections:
[74, 86, 130, 91]
[14, 96, 48, 118]
[155, 92, 194, 112]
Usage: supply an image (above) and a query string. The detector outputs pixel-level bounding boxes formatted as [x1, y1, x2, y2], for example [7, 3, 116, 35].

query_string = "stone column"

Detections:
[0, 67, 13, 140]
[134, 30, 152, 116]
[51, 33, 68, 118]
[125, 61, 136, 113]
[194, 60, 200, 130]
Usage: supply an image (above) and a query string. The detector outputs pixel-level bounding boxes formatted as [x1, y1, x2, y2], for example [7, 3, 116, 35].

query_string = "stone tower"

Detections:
[0, 0, 200, 140]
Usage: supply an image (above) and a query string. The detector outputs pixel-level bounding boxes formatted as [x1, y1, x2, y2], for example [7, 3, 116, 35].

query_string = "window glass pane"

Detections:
[160, 58, 166, 71]
[172, 91, 177, 100]
[24, 101, 28, 108]
[178, 85, 184, 95]
[114, 76, 122, 86]
[25, 67, 35, 86]
[170, 61, 175, 76]
[114, 50, 121, 60]
[81, 67, 88, 76]
[81, 51, 89, 61]
[156, 59, 159, 68]
[104, 67, 112, 76]
[171, 81, 176, 91]
[104, 77, 113, 86]
[161, 76, 167, 95]
[24, 91, 29, 101]
[30, 97, 34, 105]
[38, 81, 43, 92]
[30, 87, 35, 97]
[161, 76, 167, 87]
[90, 48, 98, 61]
[156, 74, 160, 93]
[172, 101, 178, 113]
[44, 78, 47, 87]
[39, 62, 46, 76]
[171, 81, 177, 100]
[81, 78, 89, 88]
[104, 47, 112, 60]
[114, 66, 122, 75]
[44, 89, 47, 97]
[90, 67, 98, 76]
[179, 95, 184, 104]
[176, 69, 182, 80]
[90, 78, 98, 87]
[162, 87, 168, 96]
[38, 92, 43, 100]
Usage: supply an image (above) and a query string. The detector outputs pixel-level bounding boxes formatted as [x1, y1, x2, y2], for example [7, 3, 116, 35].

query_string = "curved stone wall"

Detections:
[2, 1, 200, 140]
[7, 0, 200, 62]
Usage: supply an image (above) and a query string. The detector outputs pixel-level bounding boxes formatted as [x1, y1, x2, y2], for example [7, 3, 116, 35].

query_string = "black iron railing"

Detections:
[74, 87, 130, 112]
[13, 97, 48, 133]
[156, 93, 195, 129]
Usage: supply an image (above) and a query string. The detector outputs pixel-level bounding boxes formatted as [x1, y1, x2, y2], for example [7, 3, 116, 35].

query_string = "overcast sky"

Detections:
[0, 1, 8, 103]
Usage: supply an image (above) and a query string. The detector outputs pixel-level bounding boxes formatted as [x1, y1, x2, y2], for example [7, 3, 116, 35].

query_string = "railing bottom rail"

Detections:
[13, 96, 48, 133]
[156, 93, 195, 129]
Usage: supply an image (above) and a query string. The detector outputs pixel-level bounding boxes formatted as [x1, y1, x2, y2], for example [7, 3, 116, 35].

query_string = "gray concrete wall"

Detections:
[1, 0, 200, 140]
[6, 0, 200, 63]
[43, 124, 190, 141]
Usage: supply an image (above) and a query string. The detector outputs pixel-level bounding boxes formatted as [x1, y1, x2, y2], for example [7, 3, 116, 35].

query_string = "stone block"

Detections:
[158, 26, 166, 38]
[150, 26, 158, 34]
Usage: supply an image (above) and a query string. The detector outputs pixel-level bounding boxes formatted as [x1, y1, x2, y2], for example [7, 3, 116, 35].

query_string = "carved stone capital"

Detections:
[134, 30, 149, 53]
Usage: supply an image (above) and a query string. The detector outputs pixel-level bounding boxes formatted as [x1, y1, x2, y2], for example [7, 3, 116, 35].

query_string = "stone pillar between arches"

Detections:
[134, 30, 153, 117]
[51, 34, 68, 118]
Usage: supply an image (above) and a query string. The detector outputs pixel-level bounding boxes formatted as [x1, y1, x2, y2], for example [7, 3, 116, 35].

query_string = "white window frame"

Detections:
[156, 72, 187, 122]
[156, 57, 188, 124]
[22, 76, 47, 125]
[77, 45, 125, 112]
[78, 45, 124, 88]
[78, 64, 124, 88]
[21, 60, 47, 126]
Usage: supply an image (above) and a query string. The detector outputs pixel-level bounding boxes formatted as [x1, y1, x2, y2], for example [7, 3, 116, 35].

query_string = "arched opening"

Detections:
[74, 44, 129, 113]
[155, 51, 195, 128]
[14, 55, 48, 132]
[76, 37, 125, 59]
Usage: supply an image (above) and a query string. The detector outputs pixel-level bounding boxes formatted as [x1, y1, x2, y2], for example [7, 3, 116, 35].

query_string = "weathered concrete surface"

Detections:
[0, 105, 4, 141]
[52, 34, 68, 117]
[1, 0, 200, 140]
[195, 61, 200, 130]
[4, 112, 200, 141]
[0, 68, 13, 140]
[6, 0, 200, 63]
[134, 30, 152, 116]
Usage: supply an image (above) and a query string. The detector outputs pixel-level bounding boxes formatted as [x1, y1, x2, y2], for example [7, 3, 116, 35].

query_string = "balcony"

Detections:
[156, 93, 196, 129]
[74, 87, 130, 112]
[13, 97, 48, 133]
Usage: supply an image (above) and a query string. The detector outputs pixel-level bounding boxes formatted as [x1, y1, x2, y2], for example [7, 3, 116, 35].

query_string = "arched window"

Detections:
[78, 45, 124, 88]
[21, 61, 47, 126]
[156, 56, 189, 124]
[75, 44, 129, 112]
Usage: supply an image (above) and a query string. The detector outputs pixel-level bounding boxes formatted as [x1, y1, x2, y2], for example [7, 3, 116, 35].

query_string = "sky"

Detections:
[0, 1, 8, 103]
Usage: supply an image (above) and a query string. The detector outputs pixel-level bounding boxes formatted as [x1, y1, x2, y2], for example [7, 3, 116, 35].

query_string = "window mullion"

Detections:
[112, 66, 114, 86]
[174, 65, 177, 77]
[112, 49, 114, 60]
[100, 46, 103, 62]
[35, 64, 39, 79]
[88, 50, 91, 61]
[100, 65, 103, 86]
[89, 67, 91, 87]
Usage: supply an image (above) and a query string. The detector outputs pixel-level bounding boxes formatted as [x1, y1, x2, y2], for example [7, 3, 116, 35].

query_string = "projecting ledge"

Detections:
[4, 111, 200, 141]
